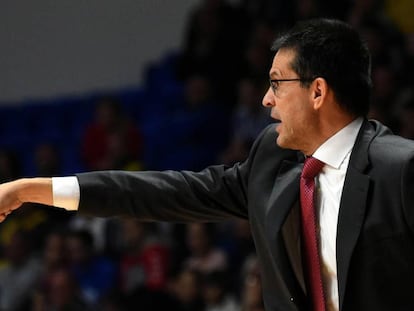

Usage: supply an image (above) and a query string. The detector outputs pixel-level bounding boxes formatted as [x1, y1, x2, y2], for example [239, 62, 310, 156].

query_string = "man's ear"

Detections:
[311, 77, 328, 110]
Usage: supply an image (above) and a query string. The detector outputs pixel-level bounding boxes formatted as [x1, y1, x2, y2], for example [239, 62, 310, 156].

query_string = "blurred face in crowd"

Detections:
[173, 269, 200, 304]
[35, 143, 59, 175]
[121, 219, 146, 250]
[185, 75, 210, 108]
[96, 99, 120, 129]
[203, 281, 223, 305]
[6, 231, 30, 265]
[187, 223, 211, 256]
[242, 257, 263, 310]
[262, 48, 318, 155]
[48, 269, 76, 308]
[44, 232, 66, 268]
[66, 235, 89, 264]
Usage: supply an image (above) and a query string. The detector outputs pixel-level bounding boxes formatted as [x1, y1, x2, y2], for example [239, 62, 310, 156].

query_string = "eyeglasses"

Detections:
[269, 78, 314, 94]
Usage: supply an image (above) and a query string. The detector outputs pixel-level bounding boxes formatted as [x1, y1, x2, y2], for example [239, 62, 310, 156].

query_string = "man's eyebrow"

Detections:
[270, 69, 282, 79]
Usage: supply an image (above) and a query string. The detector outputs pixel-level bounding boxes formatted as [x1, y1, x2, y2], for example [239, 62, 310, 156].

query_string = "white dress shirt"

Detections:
[51, 118, 363, 311]
[311, 117, 363, 311]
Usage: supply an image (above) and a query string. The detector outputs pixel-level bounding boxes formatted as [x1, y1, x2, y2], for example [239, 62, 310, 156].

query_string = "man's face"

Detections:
[262, 49, 317, 154]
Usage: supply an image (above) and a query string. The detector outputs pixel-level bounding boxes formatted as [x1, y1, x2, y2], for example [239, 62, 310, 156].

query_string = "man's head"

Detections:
[263, 19, 372, 154]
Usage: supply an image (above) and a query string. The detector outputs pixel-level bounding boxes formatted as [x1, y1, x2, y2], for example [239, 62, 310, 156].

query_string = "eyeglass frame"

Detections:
[269, 77, 315, 94]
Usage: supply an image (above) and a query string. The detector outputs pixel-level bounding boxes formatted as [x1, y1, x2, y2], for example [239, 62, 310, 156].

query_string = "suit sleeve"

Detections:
[76, 124, 274, 222]
[76, 164, 248, 222]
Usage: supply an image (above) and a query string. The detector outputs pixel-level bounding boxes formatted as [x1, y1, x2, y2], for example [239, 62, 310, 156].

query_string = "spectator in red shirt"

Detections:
[81, 96, 143, 171]
[119, 219, 170, 293]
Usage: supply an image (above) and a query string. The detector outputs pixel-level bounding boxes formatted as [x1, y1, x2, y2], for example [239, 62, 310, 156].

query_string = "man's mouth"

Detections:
[270, 110, 281, 121]
[272, 115, 281, 123]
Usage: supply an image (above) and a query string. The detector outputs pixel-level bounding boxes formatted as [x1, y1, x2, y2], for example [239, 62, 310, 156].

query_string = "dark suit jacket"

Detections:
[77, 119, 414, 311]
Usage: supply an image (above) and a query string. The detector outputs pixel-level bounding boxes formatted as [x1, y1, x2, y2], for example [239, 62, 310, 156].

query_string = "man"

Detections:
[0, 19, 413, 311]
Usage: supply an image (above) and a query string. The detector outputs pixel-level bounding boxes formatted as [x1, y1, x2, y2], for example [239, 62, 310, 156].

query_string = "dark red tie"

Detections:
[300, 157, 326, 311]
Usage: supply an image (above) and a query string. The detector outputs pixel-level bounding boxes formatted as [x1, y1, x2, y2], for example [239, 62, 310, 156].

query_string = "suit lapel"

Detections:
[266, 160, 302, 229]
[281, 202, 306, 294]
[336, 120, 375, 310]
[265, 158, 305, 297]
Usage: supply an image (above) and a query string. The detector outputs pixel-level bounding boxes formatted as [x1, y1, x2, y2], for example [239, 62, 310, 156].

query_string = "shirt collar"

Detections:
[312, 118, 363, 169]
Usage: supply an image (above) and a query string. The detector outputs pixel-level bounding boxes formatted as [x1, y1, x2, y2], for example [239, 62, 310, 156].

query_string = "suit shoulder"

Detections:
[369, 126, 414, 165]
[372, 130, 414, 156]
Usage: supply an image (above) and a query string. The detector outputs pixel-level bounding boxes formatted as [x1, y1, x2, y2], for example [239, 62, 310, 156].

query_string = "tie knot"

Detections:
[302, 157, 325, 179]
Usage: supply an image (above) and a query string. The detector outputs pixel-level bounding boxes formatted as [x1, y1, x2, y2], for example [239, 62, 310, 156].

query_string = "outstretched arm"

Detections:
[0, 178, 53, 222]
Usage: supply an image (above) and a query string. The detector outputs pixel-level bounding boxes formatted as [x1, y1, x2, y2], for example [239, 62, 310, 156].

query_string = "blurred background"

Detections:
[0, 0, 413, 310]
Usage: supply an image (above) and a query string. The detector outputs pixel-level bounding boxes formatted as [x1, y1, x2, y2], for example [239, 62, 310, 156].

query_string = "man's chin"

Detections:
[276, 133, 294, 150]
[276, 135, 286, 148]
[276, 137, 302, 152]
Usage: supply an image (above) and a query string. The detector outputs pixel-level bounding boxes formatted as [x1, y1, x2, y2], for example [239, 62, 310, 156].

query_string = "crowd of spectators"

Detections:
[0, 0, 413, 310]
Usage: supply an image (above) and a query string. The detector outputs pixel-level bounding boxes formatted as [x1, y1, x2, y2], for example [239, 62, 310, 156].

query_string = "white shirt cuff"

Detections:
[51, 176, 80, 211]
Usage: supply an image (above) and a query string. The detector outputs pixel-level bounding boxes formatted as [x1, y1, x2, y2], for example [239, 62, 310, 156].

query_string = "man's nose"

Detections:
[262, 88, 274, 108]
